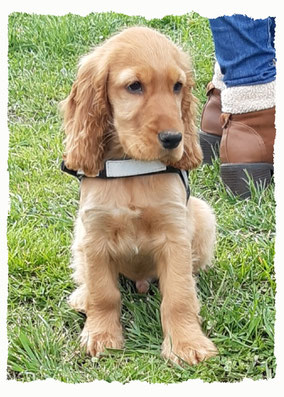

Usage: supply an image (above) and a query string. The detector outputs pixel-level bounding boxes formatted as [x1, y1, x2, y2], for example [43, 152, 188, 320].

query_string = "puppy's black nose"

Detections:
[158, 131, 182, 149]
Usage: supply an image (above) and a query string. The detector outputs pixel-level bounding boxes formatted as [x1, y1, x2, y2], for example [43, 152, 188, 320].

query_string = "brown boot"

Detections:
[220, 107, 275, 197]
[199, 82, 223, 164]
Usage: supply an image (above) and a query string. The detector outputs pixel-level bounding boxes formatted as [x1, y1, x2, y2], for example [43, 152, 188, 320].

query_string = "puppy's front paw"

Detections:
[162, 334, 217, 366]
[81, 327, 124, 357]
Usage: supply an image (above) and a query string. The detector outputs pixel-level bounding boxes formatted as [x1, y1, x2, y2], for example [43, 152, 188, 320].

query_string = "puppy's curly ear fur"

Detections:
[60, 46, 111, 175]
[171, 55, 203, 170]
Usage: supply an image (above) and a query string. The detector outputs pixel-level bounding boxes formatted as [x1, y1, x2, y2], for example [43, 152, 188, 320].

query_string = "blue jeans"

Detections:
[209, 15, 276, 87]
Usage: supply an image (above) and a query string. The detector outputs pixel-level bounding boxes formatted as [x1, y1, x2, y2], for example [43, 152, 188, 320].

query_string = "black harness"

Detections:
[61, 160, 190, 202]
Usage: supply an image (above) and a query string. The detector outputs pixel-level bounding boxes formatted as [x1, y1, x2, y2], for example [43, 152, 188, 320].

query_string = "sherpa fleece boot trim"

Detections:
[221, 80, 275, 114]
[212, 62, 226, 91]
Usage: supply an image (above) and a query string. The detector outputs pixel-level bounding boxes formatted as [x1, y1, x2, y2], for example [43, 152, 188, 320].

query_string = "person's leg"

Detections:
[199, 63, 224, 164]
[209, 15, 276, 87]
[211, 15, 276, 114]
[200, 15, 276, 197]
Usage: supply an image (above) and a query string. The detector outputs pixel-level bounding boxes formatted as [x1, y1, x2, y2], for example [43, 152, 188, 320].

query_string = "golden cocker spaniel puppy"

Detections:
[61, 26, 217, 366]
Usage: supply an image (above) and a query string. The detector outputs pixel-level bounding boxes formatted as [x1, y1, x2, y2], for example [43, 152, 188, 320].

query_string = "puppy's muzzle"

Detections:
[158, 131, 182, 149]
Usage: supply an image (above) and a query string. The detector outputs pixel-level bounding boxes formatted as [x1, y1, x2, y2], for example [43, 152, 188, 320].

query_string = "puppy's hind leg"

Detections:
[68, 284, 87, 313]
[189, 197, 216, 274]
[68, 218, 88, 313]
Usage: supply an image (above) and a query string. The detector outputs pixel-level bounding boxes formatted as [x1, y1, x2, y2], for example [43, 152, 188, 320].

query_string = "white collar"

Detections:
[101, 159, 167, 178]
[61, 159, 190, 201]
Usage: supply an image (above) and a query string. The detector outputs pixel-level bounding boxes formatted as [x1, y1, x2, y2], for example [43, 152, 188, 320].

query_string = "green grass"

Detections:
[7, 12, 276, 383]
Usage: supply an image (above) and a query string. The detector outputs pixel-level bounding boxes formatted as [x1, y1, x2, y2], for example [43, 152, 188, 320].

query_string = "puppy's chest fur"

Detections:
[78, 174, 189, 280]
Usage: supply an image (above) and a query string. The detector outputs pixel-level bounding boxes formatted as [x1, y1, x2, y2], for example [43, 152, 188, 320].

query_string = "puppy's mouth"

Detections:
[159, 149, 183, 164]
[116, 129, 183, 163]
[123, 143, 183, 164]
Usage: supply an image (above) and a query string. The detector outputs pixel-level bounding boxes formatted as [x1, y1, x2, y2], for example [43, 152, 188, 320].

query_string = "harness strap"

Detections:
[61, 160, 190, 202]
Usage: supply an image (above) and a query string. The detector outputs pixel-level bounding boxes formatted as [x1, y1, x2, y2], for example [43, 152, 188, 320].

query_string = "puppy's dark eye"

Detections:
[173, 82, 183, 93]
[127, 81, 143, 93]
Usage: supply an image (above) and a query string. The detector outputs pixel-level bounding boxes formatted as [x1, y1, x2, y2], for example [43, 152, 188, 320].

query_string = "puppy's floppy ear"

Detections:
[171, 59, 203, 170]
[60, 46, 111, 176]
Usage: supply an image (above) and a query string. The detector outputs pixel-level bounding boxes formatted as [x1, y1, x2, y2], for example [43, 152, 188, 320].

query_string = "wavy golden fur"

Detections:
[61, 26, 217, 366]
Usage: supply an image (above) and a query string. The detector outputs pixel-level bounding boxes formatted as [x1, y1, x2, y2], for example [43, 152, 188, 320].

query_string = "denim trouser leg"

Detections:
[209, 15, 276, 87]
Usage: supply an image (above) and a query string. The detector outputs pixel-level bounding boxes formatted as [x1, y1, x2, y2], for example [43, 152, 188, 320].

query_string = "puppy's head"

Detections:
[61, 27, 202, 175]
